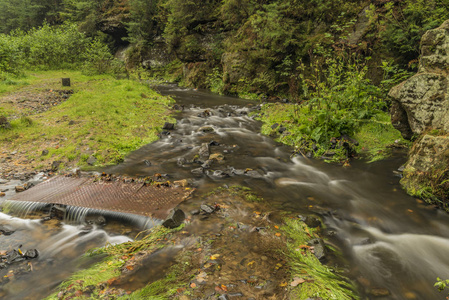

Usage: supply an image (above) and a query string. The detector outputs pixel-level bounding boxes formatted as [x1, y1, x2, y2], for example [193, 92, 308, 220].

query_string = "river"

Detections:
[2, 85, 449, 299]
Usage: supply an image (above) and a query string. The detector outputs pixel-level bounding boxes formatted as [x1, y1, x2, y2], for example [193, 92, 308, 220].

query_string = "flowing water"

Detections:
[1, 85, 449, 299]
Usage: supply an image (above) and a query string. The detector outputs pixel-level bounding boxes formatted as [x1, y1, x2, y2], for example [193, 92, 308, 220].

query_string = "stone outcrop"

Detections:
[389, 20, 449, 207]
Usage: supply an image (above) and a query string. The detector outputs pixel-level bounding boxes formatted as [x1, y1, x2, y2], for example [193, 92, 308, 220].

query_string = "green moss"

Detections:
[354, 112, 410, 162]
[282, 218, 358, 299]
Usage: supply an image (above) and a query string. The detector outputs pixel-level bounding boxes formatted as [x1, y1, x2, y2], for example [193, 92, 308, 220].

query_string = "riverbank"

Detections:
[0, 71, 174, 179]
[44, 186, 358, 300]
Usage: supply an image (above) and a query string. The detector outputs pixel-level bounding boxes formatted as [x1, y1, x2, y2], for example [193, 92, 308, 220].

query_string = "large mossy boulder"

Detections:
[389, 20, 449, 208]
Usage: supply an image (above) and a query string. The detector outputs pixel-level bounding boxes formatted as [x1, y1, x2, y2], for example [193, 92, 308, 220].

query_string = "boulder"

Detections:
[389, 20, 449, 206]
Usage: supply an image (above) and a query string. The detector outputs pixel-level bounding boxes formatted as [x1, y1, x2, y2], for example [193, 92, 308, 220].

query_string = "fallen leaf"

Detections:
[126, 265, 134, 271]
[274, 225, 279, 229]
[275, 233, 282, 237]
[247, 261, 255, 267]
[291, 277, 305, 287]
[280, 282, 288, 287]
[190, 282, 197, 288]
[221, 284, 228, 291]
[210, 254, 220, 260]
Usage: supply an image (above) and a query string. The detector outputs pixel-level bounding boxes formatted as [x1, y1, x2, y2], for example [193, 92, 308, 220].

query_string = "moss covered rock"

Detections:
[389, 19, 449, 207]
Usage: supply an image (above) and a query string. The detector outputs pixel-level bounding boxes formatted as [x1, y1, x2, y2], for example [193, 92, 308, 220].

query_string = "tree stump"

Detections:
[62, 78, 71, 87]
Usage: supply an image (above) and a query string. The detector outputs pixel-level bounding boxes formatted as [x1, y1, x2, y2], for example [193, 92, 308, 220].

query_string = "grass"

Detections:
[354, 112, 410, 162]
[282, 218, 358, 299]
[0, 70, 174, 169]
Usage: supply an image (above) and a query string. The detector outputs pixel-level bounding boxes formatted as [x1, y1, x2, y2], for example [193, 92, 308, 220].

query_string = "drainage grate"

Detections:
[8, 176, 193, 220]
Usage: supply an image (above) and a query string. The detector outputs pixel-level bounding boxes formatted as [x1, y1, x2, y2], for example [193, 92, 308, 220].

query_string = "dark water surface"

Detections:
[1, 85, 449, 299]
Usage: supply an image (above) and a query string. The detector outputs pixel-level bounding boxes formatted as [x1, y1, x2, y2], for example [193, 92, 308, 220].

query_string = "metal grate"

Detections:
[8, 176, 193, 220]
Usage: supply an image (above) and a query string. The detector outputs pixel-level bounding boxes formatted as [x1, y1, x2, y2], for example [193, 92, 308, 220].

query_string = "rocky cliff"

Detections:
[389, 20, 449, 208]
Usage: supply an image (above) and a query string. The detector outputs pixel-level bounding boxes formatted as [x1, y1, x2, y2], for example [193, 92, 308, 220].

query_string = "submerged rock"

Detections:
[198, 143, 210, 159]
[200, 204, 215, 214]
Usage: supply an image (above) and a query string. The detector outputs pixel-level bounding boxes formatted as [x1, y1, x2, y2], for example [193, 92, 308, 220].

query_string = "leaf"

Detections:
[291, 277, 305, 287]
[275, 232, 282, 237]
[190, 282, 197, 288]
[210, 254, 220, 260]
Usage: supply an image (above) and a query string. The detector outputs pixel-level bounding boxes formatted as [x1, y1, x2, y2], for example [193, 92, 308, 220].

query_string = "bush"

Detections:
[0, 22, 117, 76]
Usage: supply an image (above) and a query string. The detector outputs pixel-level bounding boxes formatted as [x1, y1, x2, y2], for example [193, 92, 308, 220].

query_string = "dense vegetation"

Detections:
[0, 0, 448, 161]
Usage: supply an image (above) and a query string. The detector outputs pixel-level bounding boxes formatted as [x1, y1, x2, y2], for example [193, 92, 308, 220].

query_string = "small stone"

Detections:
[198, 143, 210, 159]
[201, 160, 213, 169]
[307, 238, 326, 261]
[15, 186, 25, 192]
[162, 209, 185, 228]
[200, 204, 215, 214]
[209, 153, 225, 161]
[24, 249, 39, 259]
[190, 209, 200, 215]
[369, 288, 390, 297]
[162, 122, 175, 130]
[209, 140, 219, 146]
[143, 159, 152, 166]
[173, 179, 189, 187]
[41, 149, 49, 156]
[51, 161, 62, 171]
[198, 126, 214, 133]
[271, 123, 279, 129]
[218, 294, 230, 300]
[86, 156, 97, 166]
[191, 167, 204, 175]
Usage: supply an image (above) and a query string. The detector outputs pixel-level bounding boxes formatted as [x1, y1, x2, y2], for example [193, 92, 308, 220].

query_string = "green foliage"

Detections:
[373, 0, 449, 66]
[0, 22, 118, 76]
[435, 277, 449, 296]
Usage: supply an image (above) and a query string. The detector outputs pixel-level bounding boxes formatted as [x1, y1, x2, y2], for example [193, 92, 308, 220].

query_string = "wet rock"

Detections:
[209, 140, 220, 146]
[15, 186, 25, 192]
[86, 215, 106, 226]
[230, 168, 245, 176]
[0, 228, 14, 235]
[24, 249, 39, 259]
[51, 160, 62, 171]
[41, 149, 49, 156]
[211, 170, 230, 178]
[244, 170, 264, 178]
[200, 204, 215, 214]
[198, 143, 210, 159]
[86, 156, 97, 166]
[143, 160, 152, 166]
[160, 130, 170, 136]
[198, 126, 214, 133]
[299, 215, 322, 228]
[209, 153, 225, 161]
[177, 157, 187, 166]
[201, 160, 213, 169]
[191, 167, 204, 175]
[218, 295, 230, 300]
[162, 122, 175, 130]
[190, 209, 200, 215]
[308, 238, 326, 261]
[162, 208, 186, 228]
[369, 288, 390, 297]
[174, 179, 189, 187]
